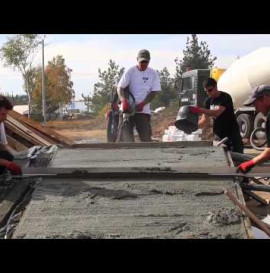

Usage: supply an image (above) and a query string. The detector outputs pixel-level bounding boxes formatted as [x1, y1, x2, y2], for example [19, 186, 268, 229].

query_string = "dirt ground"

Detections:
[44, 107, 258, 147]
[45, 108, 179, 143]
[151, 106, 179, 139]
[46, 117, 107, 142]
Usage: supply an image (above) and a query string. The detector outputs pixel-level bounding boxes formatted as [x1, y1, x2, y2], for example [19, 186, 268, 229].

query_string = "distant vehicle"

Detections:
[63, 109, 80, 120]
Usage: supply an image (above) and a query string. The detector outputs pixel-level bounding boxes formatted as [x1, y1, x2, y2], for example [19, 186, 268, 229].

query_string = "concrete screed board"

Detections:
[13, 146, 252, 239]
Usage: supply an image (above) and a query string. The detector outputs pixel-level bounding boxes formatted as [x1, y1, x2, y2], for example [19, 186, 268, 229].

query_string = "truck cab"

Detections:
[179, 69, 210, 108]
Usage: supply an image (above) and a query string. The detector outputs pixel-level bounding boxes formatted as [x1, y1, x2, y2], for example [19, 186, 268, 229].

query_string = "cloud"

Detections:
[215, 55, 238, 69]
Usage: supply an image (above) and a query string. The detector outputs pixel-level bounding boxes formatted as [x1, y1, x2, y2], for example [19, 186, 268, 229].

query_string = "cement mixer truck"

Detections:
[179, 47, 270, 142]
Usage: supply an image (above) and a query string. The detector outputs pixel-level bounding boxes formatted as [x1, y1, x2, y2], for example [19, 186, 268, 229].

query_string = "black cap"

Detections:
[243, 85, 270, 106]
[137, 49, 150, 62]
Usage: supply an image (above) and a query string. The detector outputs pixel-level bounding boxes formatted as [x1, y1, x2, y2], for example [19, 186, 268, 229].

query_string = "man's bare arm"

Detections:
[142, 91, 158, 104]
[117, 87, 126, 102]
[1, 144, 16, 155]
[0, 144, 8, 152]
[252, 147, 270, 165]
[198, 114, 209, 128]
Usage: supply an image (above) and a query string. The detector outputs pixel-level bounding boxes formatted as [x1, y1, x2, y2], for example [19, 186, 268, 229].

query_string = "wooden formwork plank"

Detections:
[8, 111, 73, 146]
[4, 121, 45, 146]
[6, 116, 52, 146]
[234, 182, 254, 239]
[8, 113, 58, 145]
[5, 128, 36, 148]
[11, 120, 57, 145]
[6, 135, 28, 152]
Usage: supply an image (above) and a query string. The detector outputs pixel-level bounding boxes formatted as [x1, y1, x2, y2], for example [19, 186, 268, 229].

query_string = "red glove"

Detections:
[111, 103, 119, 111]
[136, 101, 145, 112]
[189, 106, 202, 114]
[122, 98, 131, 113]
[6, 162, 22, 175]
[236, 160, 255, 174]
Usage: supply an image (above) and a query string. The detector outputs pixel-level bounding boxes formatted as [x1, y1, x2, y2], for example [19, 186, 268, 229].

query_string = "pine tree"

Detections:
[90, 60, 124, 115]
[174, 34, 217, 87]
[152, 67, 177, 109]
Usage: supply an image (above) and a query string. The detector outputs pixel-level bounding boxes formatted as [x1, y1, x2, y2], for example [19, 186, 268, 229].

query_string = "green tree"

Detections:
[1, 93, 28, 105]
[90, 60, 125, 115]
[0, 34, 43, 116]
[152, 67, 177, 109]
[174, 34, 217, 87]
[31, 55, 74, 120]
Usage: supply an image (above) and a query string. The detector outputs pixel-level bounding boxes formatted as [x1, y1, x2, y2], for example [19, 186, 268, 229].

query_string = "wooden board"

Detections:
[4, 121, 45, 146]
[10, 120, 58, 145]
[8, 110, 73, 146]
[234, 182, 254, 239]
[6, 135, 28, 152]
[5, 127, 37, 148]
[7, 116, 52, 146]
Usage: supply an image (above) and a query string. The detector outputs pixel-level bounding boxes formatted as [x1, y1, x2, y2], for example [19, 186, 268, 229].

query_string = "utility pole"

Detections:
[42, 38, 46, 125]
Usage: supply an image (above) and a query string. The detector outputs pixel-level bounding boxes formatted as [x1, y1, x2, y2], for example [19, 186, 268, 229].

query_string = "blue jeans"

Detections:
[0, 150, 14, 174]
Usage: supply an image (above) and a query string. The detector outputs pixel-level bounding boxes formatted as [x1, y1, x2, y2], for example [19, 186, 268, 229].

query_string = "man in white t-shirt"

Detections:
[0, 96, 22, 175]
[117, 49, 161, 142]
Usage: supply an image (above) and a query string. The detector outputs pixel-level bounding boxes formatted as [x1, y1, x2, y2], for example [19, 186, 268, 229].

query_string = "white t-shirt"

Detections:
[117, 66, 161, 114]
[0, 122, 7, 145]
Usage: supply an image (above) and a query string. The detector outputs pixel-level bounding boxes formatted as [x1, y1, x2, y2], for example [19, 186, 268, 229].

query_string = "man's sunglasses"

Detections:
[139, 60, 149, 64]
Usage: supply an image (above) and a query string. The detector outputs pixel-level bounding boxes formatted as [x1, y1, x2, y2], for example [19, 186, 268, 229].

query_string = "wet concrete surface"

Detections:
[49, 146, 228, 169]
[12, 146, 250, 239]
[13, 178, 248, 239]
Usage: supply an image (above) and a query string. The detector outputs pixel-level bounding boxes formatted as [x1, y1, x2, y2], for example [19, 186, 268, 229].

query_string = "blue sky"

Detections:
[1, 34, 270, 100]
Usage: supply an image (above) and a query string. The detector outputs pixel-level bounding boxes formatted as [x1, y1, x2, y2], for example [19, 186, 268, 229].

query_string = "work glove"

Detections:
[6, 161, 22, 175]
[189, 106, 203, 114]
[111, 103, 119, 111]
[136, 101, 146, 112]
[236, 159, 255, 174]
[122, 98, 131, 113]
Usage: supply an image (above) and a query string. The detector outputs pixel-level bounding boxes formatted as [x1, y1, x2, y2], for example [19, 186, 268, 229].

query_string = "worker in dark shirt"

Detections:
[0, 96, 22, 175]
[189, 77, 244, 153]
[237, 85, 270, 173]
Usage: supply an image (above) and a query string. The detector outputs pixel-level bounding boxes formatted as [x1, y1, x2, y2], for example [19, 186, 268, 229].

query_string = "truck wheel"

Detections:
[107, 111, 119, 143]
[237, 114, 253, 139]
[250, 127, 267, 151]
[254, 113, 266, 129]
